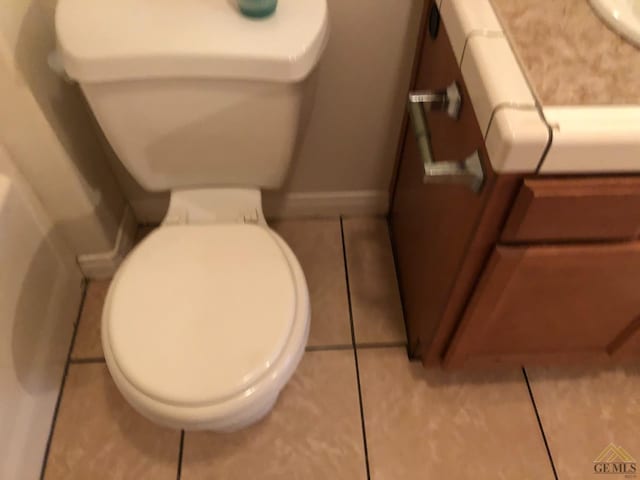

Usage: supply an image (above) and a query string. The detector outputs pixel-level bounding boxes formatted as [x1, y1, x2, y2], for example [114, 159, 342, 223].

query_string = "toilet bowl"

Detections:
[55, 0, 328, 430]
[102, 209, 310, 430]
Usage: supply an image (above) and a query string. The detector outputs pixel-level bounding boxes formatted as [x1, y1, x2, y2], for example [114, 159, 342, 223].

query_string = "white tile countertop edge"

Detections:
[439, 0, 640, 174]
[541, 106, 640, 174]
[484, 107, 549, 173]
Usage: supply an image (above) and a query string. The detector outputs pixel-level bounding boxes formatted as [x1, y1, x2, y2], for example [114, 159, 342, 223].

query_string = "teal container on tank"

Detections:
[238, 0, 277, 18]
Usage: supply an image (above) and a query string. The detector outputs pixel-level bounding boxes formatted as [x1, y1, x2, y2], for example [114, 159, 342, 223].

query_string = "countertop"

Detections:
[490, 0, 640, 106]
[439, 0, 640, 174]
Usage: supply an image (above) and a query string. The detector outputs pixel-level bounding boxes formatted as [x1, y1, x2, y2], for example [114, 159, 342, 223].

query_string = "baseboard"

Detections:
[77, 206, 136, 279]
[121, 190, 390, 224]
[263, 190, 390, 219]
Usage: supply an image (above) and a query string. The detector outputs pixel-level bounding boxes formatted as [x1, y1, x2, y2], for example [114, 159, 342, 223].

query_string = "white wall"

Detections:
[0, 0, 127, 254]
[0, 145, 83, 480]
[119, 0, 425, 222]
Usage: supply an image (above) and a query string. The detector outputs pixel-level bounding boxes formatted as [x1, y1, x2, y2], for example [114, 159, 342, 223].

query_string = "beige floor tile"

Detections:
[71, 280, 110, 360]
[527, 364, 640, 480]
[272, 219, 352, 347]
[44, 364, 180, 480]
[181, 350, 366, 480]
[343, 217, 406, 344]
[359, 348, 555, 480]
[71, 226, 155, 360]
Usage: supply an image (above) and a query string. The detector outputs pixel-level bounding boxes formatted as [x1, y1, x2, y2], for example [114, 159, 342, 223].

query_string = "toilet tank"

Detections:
[80, 77, 314, 191]
[55, 0, 328, 192]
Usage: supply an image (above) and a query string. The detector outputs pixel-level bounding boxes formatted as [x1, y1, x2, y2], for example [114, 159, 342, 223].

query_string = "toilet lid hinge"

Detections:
[242, 209, 260, 224]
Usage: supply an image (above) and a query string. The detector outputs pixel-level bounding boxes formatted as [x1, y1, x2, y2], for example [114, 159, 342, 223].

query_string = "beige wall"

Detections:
[0, 0, 126, 254]
[118, 0, 425, 222]
[285, 0, 423, 193]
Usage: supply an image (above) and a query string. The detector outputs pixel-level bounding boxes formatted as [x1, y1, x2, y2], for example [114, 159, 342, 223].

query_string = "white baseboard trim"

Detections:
[120, 190, 389, 224]
[263, 190, 390, 219]
[77, 206, 137, 279]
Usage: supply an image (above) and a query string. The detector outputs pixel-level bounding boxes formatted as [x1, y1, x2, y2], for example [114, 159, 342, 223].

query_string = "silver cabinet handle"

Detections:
[408, 82, 484, 193]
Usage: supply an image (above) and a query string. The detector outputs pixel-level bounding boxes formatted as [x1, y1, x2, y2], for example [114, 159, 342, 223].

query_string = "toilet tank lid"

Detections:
[55, 0, 328, 83]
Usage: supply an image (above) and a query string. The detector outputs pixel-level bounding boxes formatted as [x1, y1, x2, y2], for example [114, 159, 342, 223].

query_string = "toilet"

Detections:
[55, 0, 329, 431]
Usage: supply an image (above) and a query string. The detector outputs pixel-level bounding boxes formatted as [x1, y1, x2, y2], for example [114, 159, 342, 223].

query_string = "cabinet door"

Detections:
[389, 0, 498, 357]
[445, 243, 640, 368]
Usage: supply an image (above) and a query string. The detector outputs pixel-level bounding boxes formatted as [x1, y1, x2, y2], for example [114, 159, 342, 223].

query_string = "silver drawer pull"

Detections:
[408, 82, 484, 193]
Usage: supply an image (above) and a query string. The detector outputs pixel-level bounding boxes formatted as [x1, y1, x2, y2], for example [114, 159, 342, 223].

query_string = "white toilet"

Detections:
[55, 0, 329, 431]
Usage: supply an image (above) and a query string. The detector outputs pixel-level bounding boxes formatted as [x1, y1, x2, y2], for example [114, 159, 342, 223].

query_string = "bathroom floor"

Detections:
[42, 217, 640, 480]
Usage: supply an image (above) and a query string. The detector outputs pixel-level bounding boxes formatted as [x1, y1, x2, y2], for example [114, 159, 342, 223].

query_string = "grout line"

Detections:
[305, 344, 353, 352]
[340, 216, 372, 480]
[522, 368, 559, 480]
[306, 343, 407, 352]
[176, 430, 185, 480]
[534, 120, 555, 174]
[69, 357, 106, 364]
[459, 30, 504, 70]
[40, 279, 88, 480]
[356, 342, 407, 350]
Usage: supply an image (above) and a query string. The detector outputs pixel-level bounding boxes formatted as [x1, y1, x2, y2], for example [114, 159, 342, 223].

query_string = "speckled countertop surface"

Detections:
[489, 0, 640, 106]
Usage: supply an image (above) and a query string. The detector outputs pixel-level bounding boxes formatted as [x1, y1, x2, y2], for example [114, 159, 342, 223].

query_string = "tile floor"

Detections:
[42, 217, 640, 480]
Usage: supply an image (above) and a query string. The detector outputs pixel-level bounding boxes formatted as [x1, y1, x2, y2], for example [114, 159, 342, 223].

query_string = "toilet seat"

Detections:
[102, 223, 310, 430]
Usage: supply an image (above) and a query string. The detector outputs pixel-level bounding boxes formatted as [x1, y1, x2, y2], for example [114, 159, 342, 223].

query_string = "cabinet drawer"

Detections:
[445, 242, 640, 368]
[501, 177, 640, 243]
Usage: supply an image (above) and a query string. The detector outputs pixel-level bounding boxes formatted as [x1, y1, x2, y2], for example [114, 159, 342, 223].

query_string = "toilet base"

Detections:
[113, 372, 283, 432]
[214, 392, 280, 433]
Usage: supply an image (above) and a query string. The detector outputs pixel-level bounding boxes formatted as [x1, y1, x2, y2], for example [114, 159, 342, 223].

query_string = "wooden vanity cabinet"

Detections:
[389, 0, 516, 361]
[444, 243, 640, 368]
[444, 177, 640, 367]
[389, 0, 640, 368]
[502, 178, 640, 243]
